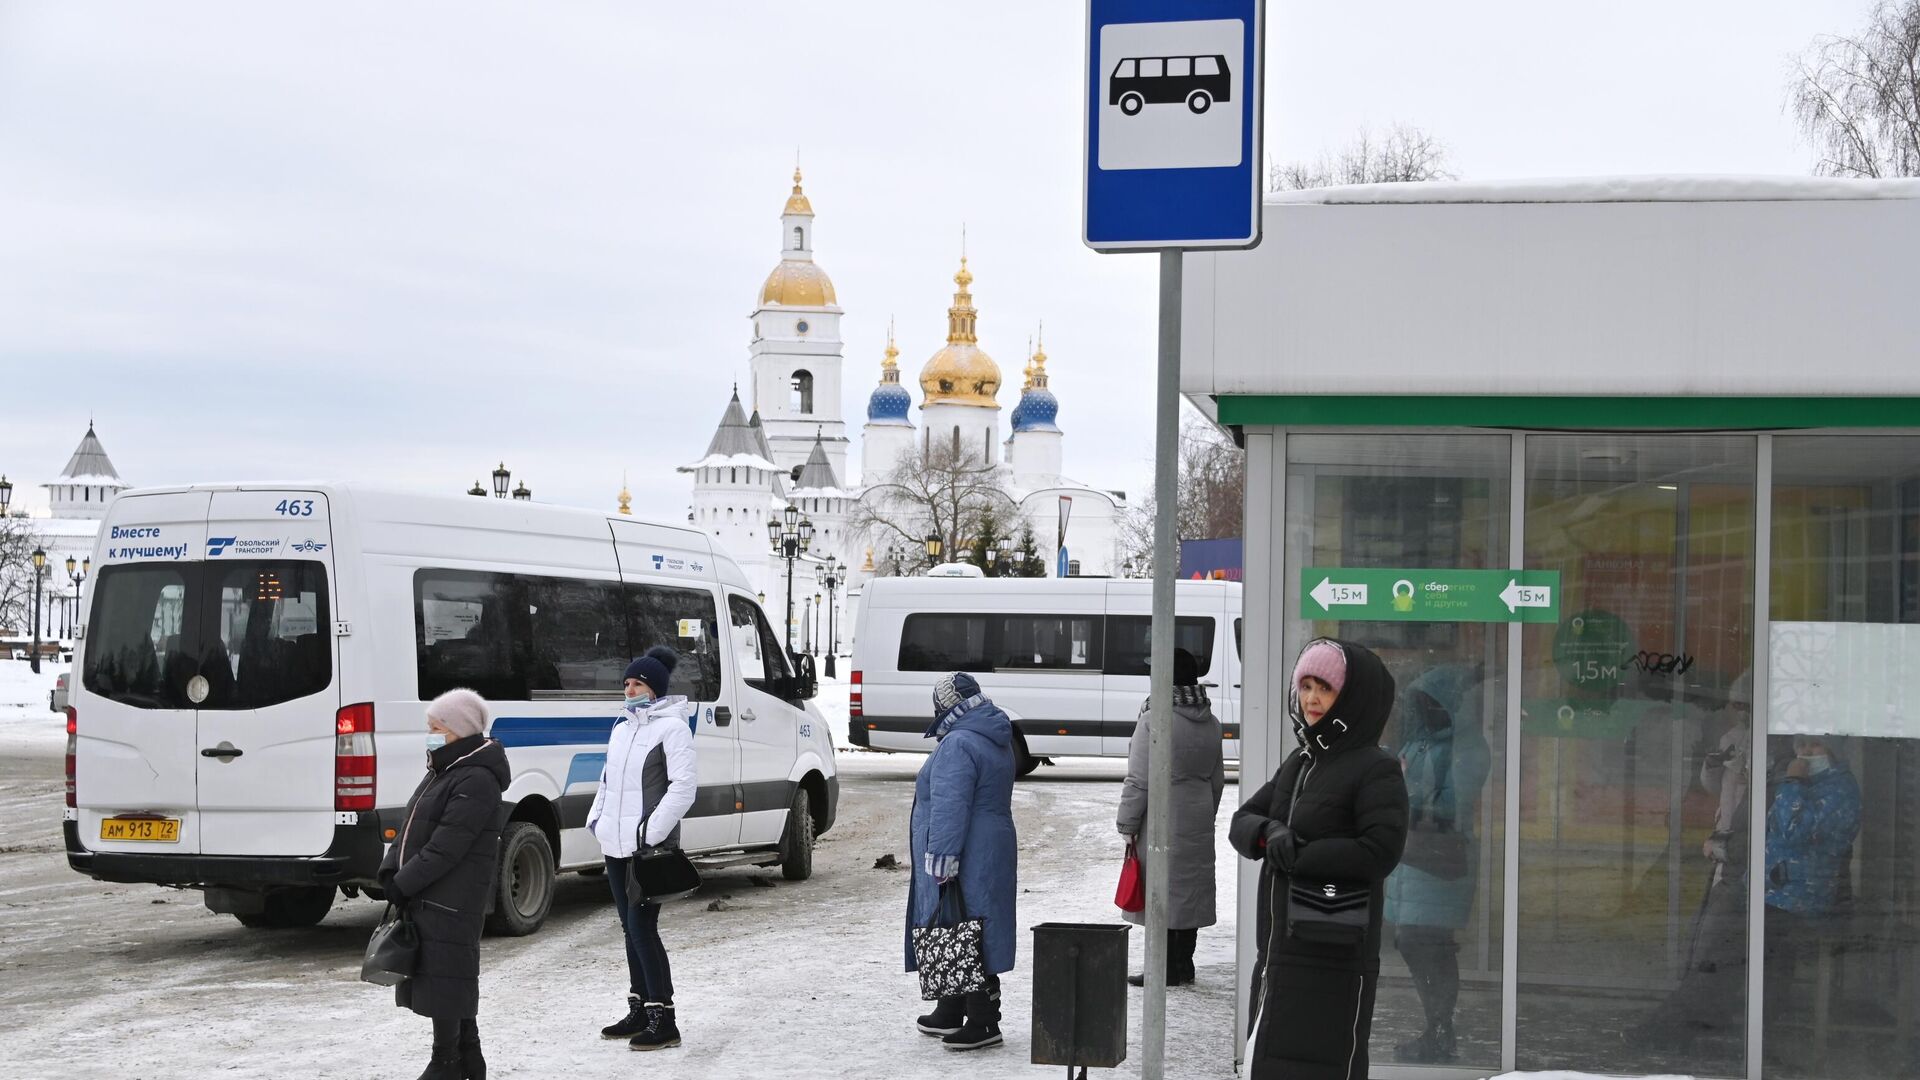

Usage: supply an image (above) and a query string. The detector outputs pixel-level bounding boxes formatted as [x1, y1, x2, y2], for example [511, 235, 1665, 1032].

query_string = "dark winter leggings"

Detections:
[431, 1016, 477, 1048]
[606, 856, 675, 1004]
[1395, 926, 1460, 1028]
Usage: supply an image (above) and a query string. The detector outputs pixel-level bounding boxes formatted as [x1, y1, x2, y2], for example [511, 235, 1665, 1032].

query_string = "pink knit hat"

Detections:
[1293, 641, 1347, 697]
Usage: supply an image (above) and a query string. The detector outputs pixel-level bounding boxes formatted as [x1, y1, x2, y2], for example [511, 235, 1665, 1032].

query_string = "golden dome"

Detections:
[918, 256, 1002, 408]
[760, 260, 837, 307]
[784, 166, 814, 216]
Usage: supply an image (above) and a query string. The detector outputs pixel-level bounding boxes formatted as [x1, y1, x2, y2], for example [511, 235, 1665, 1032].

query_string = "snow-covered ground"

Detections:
[0, 660, 66, 757]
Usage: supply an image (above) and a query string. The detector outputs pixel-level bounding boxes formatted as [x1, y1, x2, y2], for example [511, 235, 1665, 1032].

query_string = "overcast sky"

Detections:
[0, 1, 1873, 517]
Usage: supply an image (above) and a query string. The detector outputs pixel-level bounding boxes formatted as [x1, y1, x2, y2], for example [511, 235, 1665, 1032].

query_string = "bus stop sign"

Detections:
[1084, 0, 1265, 251]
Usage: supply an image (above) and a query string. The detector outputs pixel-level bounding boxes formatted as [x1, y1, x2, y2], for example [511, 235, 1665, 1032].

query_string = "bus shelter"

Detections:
[1180, 177, 1920, 1079]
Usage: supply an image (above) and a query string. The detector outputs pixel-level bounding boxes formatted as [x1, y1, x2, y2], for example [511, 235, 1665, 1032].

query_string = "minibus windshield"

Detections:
[83, 561, 332, 710]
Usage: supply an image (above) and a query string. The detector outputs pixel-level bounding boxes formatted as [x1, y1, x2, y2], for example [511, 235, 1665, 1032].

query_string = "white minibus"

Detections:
[65, 483, 837, 934]
[849, 577, 1242, 774]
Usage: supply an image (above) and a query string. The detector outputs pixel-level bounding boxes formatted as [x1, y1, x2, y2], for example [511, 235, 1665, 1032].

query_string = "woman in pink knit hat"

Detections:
[1228, 639, 1409, 1080]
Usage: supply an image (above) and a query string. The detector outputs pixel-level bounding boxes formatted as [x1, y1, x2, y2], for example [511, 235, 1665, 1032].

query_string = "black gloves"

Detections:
[379, 869, 408, 907]
[1262, 821, 1300, 872]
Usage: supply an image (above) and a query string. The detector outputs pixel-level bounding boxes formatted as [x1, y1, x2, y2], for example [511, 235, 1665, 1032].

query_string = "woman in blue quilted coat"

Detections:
[904, 672, 1018, 1052]
[1383, 666, 1491, 1064]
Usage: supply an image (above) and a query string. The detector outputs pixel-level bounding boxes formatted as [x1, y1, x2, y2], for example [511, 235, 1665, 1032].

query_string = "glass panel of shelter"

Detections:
[1283, 433, 1512, 1074]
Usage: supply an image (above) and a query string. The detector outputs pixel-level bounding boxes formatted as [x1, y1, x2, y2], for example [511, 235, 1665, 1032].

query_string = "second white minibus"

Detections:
[849, 577, 1242, 773]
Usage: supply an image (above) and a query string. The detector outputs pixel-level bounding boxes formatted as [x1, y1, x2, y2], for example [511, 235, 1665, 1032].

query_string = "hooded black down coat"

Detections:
[379, 735, 510, 1019]
[1228, 640, 1409, 1080]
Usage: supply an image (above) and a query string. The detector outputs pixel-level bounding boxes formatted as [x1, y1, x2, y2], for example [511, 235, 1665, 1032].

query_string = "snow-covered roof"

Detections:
[681, 452, 780, 473]
[1268, 175, 1920, 206]
[54, 427, 124, 484]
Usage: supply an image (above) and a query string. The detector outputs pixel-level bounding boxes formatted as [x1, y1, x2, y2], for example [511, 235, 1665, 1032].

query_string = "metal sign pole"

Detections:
[1142, 247, 1183, 1079]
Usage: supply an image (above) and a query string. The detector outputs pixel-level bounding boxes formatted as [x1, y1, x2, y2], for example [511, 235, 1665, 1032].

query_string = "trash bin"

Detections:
[1031, 922, 1128, 1074]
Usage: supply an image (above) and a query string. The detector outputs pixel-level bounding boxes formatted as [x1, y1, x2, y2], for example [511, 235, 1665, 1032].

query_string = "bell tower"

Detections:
[748, 167, 850, 484]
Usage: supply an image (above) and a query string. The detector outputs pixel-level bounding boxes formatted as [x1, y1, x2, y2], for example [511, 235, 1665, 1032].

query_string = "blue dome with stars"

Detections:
[1010, 386, 1060, 433]
[868, 382, 912, 425]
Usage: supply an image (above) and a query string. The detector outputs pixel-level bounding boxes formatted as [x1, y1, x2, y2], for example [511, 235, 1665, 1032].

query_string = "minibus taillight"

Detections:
[64, 707, 77, 808]
[335, 703, 376, 812]
[850, 670, 862, 718]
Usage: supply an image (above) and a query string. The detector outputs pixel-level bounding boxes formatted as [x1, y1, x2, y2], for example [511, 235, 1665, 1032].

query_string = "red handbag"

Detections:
[1115, 841, 1145, 913]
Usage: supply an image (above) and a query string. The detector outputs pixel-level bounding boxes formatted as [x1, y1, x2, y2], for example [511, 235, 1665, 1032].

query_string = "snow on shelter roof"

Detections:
[1267, 174, 1920, 206]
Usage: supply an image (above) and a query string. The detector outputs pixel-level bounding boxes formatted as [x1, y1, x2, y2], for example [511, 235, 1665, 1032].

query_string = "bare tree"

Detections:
[1118, 409, 1247, 573]
[1270, 124, 1456, 192]
[1790, 1, 1920, 178]
[0, 516, 51, 637]
[852, 442, 1019, 576]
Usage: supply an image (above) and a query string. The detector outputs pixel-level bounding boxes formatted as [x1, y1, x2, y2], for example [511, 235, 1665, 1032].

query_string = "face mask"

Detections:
[625, 691, 653, 709]
[1803, 753, 1832, 775]
[425, 732, 448, 752]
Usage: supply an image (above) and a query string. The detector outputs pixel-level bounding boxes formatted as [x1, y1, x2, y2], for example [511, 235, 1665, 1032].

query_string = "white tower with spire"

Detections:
[1007, 332, 1065, 489]
[748, 167, 850, 485]
[45, 424, 127, 521]
[678, 387, 785, 596]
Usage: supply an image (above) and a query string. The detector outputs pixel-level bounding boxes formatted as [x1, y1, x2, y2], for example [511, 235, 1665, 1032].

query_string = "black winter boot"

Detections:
[916, 995, 966, 1036]
[628, 1003, 682, 1051]
[458, 1017, 485, 1080]
[1169, 928, 1198, 986]
[415, 1040, 463, 1080]
[601, 995, 648, 1040]
[943, 981, 1003, 1051]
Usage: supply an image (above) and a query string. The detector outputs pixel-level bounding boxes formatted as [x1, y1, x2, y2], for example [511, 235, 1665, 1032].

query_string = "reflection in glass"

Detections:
[1763, 437, 1920, 1079]
[1284, 433, 1510, 1069]
[1517, 435, 1755, 1077]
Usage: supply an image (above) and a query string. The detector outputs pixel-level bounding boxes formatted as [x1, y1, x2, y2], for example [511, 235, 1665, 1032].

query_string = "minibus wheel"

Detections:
[1187, 90, 1212, 114]
[234, 886, 335, 929]
[1011, 734, 1039, 778]
[778, 791, 815, 881]
[1119, 92, 1144, 115]
[485, 822, 555, 937]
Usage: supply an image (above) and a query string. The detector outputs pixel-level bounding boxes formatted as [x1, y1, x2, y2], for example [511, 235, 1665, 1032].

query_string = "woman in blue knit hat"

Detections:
[905, 671, 1019, 1051]
[585, 645, 697, 1051]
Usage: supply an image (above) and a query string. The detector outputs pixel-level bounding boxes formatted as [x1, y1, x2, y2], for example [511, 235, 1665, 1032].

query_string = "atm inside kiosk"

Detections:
[1184, 177, 1920, 1080]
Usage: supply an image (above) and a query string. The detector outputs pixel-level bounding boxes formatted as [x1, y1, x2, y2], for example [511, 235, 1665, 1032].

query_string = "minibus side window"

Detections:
[628, 583, 723, 703]
[1102, 615, 1215, 678]
[415, 569, 530, 702]
[526, 576, 625, 693]
[1195, 55, 1222, 76]
[996, 615, 1103, 671]
[727, 595, 791, 695]
[900, 613, 993, 672]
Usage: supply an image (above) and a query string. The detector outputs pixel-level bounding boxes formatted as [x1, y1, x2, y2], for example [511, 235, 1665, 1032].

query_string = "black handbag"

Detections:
[625, 810, 702, 905]
[1282, 760, 1371, 946]
[910, 883, 988, 1000]
[360, 902, 419, 986]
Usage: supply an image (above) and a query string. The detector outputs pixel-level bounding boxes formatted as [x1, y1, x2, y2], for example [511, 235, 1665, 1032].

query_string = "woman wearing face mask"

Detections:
[378, 688, 510, 1080]
[1229, 639, 1409, 1080]
[586, 645, 696, 1052]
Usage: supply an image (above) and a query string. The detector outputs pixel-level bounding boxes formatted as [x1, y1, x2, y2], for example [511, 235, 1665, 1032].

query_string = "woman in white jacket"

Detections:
[585, 645, 697, 1052]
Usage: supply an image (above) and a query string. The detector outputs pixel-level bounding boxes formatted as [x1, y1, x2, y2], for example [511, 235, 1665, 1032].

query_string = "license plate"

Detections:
[100, 818, 181, 843]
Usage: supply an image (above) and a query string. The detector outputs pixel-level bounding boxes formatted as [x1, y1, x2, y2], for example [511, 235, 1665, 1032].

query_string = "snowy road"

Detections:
[0, 739, 1247, 1080]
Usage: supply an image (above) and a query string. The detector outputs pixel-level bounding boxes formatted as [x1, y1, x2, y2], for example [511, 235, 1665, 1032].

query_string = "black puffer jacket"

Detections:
[379, 735, 509, 1019]
[1228, 640, 1409, 1080]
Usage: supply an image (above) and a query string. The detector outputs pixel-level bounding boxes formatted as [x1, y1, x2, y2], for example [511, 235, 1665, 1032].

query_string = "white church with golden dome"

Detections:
[680, 170, 1125, 635]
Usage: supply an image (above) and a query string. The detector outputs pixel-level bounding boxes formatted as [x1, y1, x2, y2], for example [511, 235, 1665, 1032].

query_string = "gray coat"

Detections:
[1116, 689, 1226, 930]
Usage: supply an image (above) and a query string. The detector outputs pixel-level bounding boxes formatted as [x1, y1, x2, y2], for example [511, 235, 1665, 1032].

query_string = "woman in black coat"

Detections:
[378, 688, 510, 1080]
[1229, 639, 1409, 1080]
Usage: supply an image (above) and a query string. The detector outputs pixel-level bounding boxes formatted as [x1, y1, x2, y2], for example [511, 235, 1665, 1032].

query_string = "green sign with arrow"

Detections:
[1300, 567, 1562, 623]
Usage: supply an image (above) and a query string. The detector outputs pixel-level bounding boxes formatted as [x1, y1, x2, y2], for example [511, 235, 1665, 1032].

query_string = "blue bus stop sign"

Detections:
[1084, 0, 1265, 252]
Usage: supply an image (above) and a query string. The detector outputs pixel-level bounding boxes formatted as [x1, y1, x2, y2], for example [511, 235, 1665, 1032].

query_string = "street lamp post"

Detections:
[30, 548, 47, 674]
[811, 591, 822, 656]
[68, 555, 89, 643]
[802, 594, 813, 653]
[0, 475, 13, 514]
[491, 463, 512, 499]
[817, 556, 842, 676]
[996, 536, 1014, 578]
[512, 480, 532, 501]
[467, 481, 487, 497]
[766, 504, 813, 651]
[924, 531, 943, 572]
